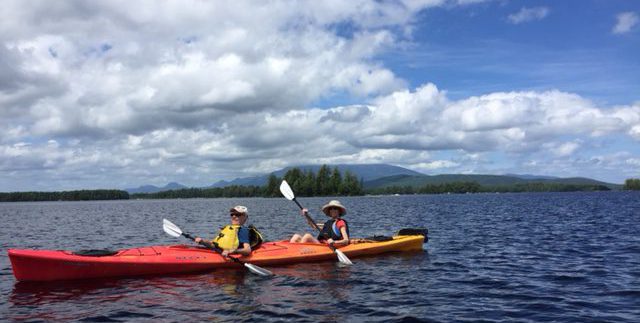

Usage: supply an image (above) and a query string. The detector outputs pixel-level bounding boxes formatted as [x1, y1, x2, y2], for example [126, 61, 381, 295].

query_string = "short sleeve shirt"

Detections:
[238, 226, 250, 245]
[334, 219, 347, 234]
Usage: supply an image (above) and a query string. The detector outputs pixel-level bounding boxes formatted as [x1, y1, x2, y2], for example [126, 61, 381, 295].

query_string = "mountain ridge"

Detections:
[125, 182, 186, 194]
[364, 174, 621, 190]
[124, 164, 621, 193]
[208, 163, 424, 188]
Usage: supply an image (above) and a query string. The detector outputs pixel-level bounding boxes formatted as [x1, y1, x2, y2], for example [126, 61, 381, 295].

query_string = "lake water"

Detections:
[1, 192, 639, 322]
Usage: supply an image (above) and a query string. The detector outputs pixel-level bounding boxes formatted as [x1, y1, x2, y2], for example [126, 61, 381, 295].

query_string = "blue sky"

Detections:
[0, 0, 639, 191]
[385, 1, 640, 105]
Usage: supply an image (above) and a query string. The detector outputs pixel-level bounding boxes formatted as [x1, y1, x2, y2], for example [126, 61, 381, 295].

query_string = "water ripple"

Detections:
[1, 192, 640, 321]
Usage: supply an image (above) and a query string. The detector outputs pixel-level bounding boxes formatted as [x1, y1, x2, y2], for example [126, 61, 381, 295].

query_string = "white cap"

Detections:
[230, 205, 248, 215]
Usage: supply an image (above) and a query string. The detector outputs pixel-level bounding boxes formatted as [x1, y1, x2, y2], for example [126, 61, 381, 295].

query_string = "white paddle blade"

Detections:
[279, 180, 295, 200]
[162, 218, 183, 238]
[335, 249, 353, 265]
[244, 263, 273, 276]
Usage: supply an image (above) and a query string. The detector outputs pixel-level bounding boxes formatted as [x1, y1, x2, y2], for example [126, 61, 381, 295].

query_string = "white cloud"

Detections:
[453, 0, 491, 5]
[1, 1, 426, 140]
[630, 125, 640, 140]
[347, 88, 624, 155]
[2, 83, 640, 190]
[546, 141, 582, 157]
[414, 160, 460, 170]
[613, 12, 639, 34]
[508, 7, 549, 25]
[1, 1, 639, 190]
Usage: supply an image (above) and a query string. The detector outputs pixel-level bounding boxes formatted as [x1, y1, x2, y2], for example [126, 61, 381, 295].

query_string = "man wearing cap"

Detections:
[195, 205, 252, 257]
[290, 200, 350, 247]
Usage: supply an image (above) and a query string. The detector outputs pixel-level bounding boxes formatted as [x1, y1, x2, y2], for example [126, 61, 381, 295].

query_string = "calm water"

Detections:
[1, 192, 639, 322]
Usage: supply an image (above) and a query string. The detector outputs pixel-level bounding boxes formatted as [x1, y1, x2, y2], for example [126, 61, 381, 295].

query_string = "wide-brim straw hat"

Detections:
[322, 200, 347, 216]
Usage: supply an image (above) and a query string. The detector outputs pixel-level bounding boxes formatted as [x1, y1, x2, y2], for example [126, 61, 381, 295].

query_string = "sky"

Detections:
[1, 0, 639, 192]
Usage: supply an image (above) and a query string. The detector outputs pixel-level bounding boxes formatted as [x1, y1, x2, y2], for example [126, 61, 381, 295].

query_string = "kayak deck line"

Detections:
[8, 234, 426, 282]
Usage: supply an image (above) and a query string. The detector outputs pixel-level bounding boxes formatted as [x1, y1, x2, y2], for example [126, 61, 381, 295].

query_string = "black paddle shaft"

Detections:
[293, 198, 322, 232]
[293, 198, 341, 252]
[181, 232, 244, 264]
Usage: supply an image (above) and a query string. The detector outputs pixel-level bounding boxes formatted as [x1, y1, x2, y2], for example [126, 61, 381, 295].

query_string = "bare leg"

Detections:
[290, 233, 302, 243]
[300, 233, 320, 243]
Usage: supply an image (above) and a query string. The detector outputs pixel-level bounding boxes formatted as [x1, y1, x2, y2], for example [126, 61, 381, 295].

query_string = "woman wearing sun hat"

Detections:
[289, 200, 350, 246]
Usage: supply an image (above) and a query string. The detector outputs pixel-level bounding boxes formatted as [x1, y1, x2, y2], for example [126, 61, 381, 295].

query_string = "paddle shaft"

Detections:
[292, 197, 322, 232]
[291, 198, 343, 252]
[180, 232, 245, 265]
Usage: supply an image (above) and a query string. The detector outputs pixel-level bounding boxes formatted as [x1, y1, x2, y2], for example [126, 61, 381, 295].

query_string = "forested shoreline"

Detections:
[133, 165, 364, 199]
[367, 182, 612, 195]
[2, 170, 638, 202]
[0, 190, 129, 202]
[624, 178, 640, 190]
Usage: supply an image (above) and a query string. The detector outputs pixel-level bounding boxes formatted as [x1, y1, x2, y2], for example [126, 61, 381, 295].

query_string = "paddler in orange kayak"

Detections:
[195, 205, 253, 257]
[289, 200, 350, 247]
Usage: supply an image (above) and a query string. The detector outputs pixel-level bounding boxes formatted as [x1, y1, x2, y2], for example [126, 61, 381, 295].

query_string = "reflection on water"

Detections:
[8, 261, 360, 322]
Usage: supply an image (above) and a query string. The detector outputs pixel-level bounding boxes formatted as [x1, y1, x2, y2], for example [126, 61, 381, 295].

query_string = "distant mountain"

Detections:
[536, 177, 621, 189]
[208, 175, 267, 188]
[126, 182, 186, 194]
[363, 174, 621, 190]
[364, 174, 529, 189]
[209, 163, 424, 187]
[126, 164, 622, 194]
[504, 174, 559, 180]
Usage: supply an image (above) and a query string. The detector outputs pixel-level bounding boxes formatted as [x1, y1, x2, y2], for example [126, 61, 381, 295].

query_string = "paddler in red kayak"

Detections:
[289, 200, 350, 246]
[195, 205, 252, 257]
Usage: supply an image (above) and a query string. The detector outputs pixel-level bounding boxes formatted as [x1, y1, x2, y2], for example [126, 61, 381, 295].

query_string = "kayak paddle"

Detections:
[162, 218, 273, 277]
[279, 180, 353, 265]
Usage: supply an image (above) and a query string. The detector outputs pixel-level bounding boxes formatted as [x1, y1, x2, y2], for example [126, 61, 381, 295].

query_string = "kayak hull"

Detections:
[9, 235, 424, 282]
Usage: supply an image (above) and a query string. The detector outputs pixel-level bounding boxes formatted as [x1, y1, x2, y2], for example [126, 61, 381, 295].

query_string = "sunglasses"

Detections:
[230, 213, 245, 217]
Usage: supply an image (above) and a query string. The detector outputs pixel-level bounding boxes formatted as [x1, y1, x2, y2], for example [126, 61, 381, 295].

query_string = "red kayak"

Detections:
[9, 234, 425, 282]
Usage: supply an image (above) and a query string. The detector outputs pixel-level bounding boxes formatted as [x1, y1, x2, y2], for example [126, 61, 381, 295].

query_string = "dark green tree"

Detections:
[284, 168, 304, 194]
[624, 178, 640, 190]
[264, 174, 280, 197]
[301, 170, 316, 196]
[329, 167, 342, 195]
[342, 170, 362, 195]
[316, 165, 331, 195]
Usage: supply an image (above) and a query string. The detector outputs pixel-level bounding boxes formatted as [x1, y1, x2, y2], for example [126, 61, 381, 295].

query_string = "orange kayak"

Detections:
[9, 233, 425, 282]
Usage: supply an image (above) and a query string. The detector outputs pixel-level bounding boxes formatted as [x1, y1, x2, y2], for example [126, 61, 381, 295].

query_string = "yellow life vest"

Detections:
[212, 224, 242, 250]
[211, 224, 264, 250]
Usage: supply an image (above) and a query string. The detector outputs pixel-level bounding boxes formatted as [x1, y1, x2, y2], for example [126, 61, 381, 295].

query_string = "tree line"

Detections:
[624, 178, 640, 190]
[263, 165, 363, 197]
[367, 181, 611, 195]
[4, 171, 634, 202]
[0, 190, 129, 202]
[131, 185, 263, 199]
[133, 165, 364, 199]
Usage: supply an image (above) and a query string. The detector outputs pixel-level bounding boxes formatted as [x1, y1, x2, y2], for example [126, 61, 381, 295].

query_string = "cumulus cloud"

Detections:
[1, 0, 425, 141]
[630, 125, 640, 140]
[415, 160, 460, 170]
[3, 82, 640, 190]
[508, 7, 550, 24]
[546, 141, 582, 157]
[613, 12, 639, 34]
[350, 87, 640, 153]
[1, 1, 639, 191]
